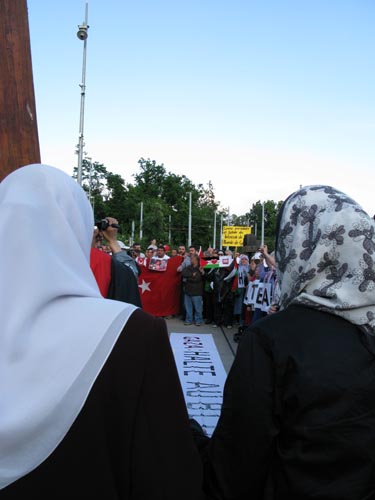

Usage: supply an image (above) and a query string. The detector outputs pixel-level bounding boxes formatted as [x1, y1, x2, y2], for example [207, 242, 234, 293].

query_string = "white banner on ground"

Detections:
[170, 333, 227, 437]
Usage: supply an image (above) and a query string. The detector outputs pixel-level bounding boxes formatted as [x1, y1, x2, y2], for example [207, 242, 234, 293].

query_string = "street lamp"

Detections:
[76, 2, 89, 186]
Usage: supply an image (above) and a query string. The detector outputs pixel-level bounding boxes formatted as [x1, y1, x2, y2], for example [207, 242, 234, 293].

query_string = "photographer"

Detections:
[97, 217, 139, 278]
[95, 217, 142, 307]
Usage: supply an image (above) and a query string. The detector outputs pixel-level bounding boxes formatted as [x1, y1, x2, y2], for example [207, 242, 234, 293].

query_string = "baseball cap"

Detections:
[117, 240, 130, 250]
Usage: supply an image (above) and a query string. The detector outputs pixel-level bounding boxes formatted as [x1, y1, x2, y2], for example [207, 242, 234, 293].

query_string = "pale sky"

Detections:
[27, 0, 374, 216]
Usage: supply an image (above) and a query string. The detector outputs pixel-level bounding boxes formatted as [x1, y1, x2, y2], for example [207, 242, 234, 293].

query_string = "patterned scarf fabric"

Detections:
[276, 185, 375, 335]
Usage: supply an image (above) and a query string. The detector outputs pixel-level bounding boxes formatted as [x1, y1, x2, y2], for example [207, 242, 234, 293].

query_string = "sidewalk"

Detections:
[165, 316, 238, 374]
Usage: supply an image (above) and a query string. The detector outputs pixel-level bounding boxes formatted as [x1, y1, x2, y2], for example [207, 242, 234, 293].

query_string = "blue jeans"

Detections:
[184, 295, 203, 324]
[234, 288, 246, 325]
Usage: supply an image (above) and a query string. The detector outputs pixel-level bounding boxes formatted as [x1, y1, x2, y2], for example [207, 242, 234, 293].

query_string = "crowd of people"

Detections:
[92, 231, 280, 341]
[2, 163, 375, 500]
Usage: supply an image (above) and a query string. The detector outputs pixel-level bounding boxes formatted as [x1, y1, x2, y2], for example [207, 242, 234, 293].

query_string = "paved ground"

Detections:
[165, 316, 238, 374]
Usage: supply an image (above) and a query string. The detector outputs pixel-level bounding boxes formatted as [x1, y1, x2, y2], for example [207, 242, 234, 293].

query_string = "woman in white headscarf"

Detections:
[201, 185, 375, 500]
[233, 254, 249, 327]
[0, 164, 203, 499]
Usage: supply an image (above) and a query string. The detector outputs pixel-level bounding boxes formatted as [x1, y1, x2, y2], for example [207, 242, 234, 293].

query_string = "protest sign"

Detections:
[148, 257, 168, 271]
[244, 280, 272, 311]
[222, 226, 251, 247]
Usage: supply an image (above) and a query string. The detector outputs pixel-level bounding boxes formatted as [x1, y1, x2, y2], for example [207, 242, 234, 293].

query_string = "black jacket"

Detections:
[203, 305, 375, 500]
[2, 310, 204, 499]
[107, 257, 142, 307]
[182, 264, 203, 296]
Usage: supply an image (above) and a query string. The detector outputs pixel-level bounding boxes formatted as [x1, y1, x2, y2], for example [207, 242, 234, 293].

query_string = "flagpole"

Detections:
[188, 192, 192, 247]
[213, 211, 217, 248]
[139, 201, 143, 240]
[261, 202, 265, 246]
[220, 213, 223, 250]
[131, 220, 135, 246]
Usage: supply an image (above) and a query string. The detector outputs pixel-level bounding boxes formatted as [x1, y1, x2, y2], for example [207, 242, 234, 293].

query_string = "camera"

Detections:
[96, 219, 120, 231]
[77, 24, 88, 41]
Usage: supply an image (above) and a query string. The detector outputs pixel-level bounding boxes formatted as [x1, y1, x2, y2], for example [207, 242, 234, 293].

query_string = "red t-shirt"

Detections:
[90, 248, 111, 297]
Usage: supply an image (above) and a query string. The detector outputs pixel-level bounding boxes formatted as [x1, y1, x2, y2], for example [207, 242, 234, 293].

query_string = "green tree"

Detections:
[72, 159, 108, 221]
[245, 200, 283, 252]
[105, 172, 127, 222]
[73, 156, 228, 249]
[132, 158, 220, 248]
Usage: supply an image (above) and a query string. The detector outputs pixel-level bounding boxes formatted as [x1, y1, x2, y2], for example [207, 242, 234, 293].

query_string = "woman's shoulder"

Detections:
[246, 304, 360, 354]
[109, 308, 168, 356]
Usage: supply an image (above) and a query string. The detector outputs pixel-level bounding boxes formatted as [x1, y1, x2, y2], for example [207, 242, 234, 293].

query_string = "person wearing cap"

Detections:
[117, 240, 129, 251]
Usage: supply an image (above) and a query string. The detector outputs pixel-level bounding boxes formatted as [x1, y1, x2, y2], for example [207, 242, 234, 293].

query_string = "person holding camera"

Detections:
[91, 217, 142, 307]
[97, 217, 139, 278]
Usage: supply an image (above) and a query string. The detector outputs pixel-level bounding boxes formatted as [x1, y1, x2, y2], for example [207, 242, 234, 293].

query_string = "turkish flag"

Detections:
[138, 256, 183, 317]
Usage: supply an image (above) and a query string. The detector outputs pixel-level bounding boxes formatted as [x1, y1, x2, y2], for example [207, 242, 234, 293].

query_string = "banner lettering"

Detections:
[222, 226, 251, 247]
[170, 333, 227, 437]
[244, 281, 272, 311]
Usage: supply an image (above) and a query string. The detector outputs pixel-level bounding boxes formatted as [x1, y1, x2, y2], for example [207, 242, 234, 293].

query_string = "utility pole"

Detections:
[213, 211, 217, 248]
[76, 2, 89, 186]
[139, 202, 143, 240]
[0, 0, 40, 181]
[188, 192, 192, 247]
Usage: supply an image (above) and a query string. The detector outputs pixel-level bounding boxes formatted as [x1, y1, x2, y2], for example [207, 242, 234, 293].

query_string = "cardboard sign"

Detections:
[222, 226, 251, 247]
[148, 257, 168, 271]
[219, 255, 233, 267]
[244, 280, 273, 311]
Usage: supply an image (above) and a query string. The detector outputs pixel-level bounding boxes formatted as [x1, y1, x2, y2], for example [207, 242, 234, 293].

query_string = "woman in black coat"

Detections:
[0, 164, 204, 499]
[202, 185, 375, 500]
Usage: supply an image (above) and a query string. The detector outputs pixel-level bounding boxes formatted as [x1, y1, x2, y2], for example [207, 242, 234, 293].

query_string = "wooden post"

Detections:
[0, 0, 40, 182]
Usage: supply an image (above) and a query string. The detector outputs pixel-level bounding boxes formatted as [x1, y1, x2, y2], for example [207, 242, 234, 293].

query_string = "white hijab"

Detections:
[0, 164, 137, 489]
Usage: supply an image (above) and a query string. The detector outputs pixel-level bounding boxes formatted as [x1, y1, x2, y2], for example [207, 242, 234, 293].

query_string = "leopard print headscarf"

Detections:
[276, 185, 375, 335]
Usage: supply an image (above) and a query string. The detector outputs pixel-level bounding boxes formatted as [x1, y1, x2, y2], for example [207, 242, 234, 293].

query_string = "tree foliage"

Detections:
[72, 157, 282, 251]
[244, 200, 284, 252]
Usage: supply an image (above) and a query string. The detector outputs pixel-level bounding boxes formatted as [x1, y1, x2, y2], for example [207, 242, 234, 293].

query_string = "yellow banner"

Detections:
[222, 226, 251, 247]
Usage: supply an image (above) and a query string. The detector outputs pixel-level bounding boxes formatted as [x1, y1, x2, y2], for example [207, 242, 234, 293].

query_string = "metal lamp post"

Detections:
[76, 2, 89, 186]
[188, 192, 192, 247]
